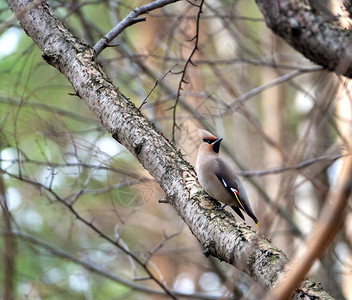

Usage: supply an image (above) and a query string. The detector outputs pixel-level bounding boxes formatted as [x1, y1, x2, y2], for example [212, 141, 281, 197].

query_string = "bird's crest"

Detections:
[198, 129, 217, 141]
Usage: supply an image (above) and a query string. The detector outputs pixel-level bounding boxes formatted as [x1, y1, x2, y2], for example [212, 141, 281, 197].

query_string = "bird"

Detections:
[196, 129, 260, 227]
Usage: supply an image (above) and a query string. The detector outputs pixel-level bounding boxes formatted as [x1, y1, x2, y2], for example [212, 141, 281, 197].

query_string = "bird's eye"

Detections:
[203, 139, 213, 144]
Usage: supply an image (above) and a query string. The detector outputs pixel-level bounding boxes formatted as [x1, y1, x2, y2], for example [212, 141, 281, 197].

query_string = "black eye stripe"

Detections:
[203, 139, 214, 144]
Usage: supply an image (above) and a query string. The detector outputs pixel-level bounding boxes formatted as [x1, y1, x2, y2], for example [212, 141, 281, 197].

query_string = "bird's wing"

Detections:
[214, 158, 247, 209]
[214, 158, 260, 226]
[231, 205, 245, 221]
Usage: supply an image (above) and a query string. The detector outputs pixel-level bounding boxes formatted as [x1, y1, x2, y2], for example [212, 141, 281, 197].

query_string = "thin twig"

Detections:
[171, 0, 205, 143]
[104, 53, 322, 71]
[138, 64, 177, 110]
[238, 153, 347, 177]
[68, 168, 97, 204]
[228, 66, 323, 112]
[1, 168, 177, 299]
[0, 96, 97, 124]
[93, 0, 180, 57]
[144, 226, 184, 265]
[0, 157, 152, 180]
[265, 152, 352, 300]
[3, 231, 218, 299]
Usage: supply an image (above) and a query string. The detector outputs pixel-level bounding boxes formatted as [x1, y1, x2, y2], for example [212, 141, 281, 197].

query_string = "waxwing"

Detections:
[196, 129, 260, 226]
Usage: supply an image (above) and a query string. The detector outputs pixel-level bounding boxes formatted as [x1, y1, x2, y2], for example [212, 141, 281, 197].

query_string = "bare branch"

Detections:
[138, 64, 176, 110]
[0, 176, 16, 300]
[229, 67, 323, 111]
[93, 0, 180, 57]
[144, 227, 183, 264]
[172, 0, 205, 142]
[256, 0, 352, 78]
[1, 168, 176, 299]
[5, 231, 218, 299]
[239, 153, 347, 177]
[265, 152, 352, 300]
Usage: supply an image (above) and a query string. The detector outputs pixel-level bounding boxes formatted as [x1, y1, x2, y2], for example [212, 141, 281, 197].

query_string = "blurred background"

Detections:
[1, 0, 352, 299]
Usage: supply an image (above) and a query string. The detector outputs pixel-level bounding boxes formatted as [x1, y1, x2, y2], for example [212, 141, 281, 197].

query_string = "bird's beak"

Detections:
[212, 137, 223, 153]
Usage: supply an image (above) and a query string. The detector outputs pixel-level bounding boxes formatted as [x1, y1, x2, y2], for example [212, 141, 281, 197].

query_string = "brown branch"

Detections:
[93, 0, 180, 57]
[105, 53, 321, 70]
[0, 96, 97, 123]
[144, 227, 183, 265]
[229, 67, 322, 111]
[138, 64, 177, 110]
[0, 168, 177, 299]
[0, 175, 16, 300]
[238, 153, 346, 177]
[171, 0, 205, 142]
[265, 152, 352, 300]
[4, 231, 218, 299]
[255, 0, 352, 78]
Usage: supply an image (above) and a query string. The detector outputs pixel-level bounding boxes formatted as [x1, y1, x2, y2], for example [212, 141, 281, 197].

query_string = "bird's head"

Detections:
[198, 129, 223, 154]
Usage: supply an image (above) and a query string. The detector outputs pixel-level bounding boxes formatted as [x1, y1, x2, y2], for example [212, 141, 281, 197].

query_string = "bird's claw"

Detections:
[205, 195, 222, 207]
[211, 204, 227, 211]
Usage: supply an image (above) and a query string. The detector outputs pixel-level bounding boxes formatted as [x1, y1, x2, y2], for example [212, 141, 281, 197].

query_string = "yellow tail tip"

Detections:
[256, 222, 261, 227]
